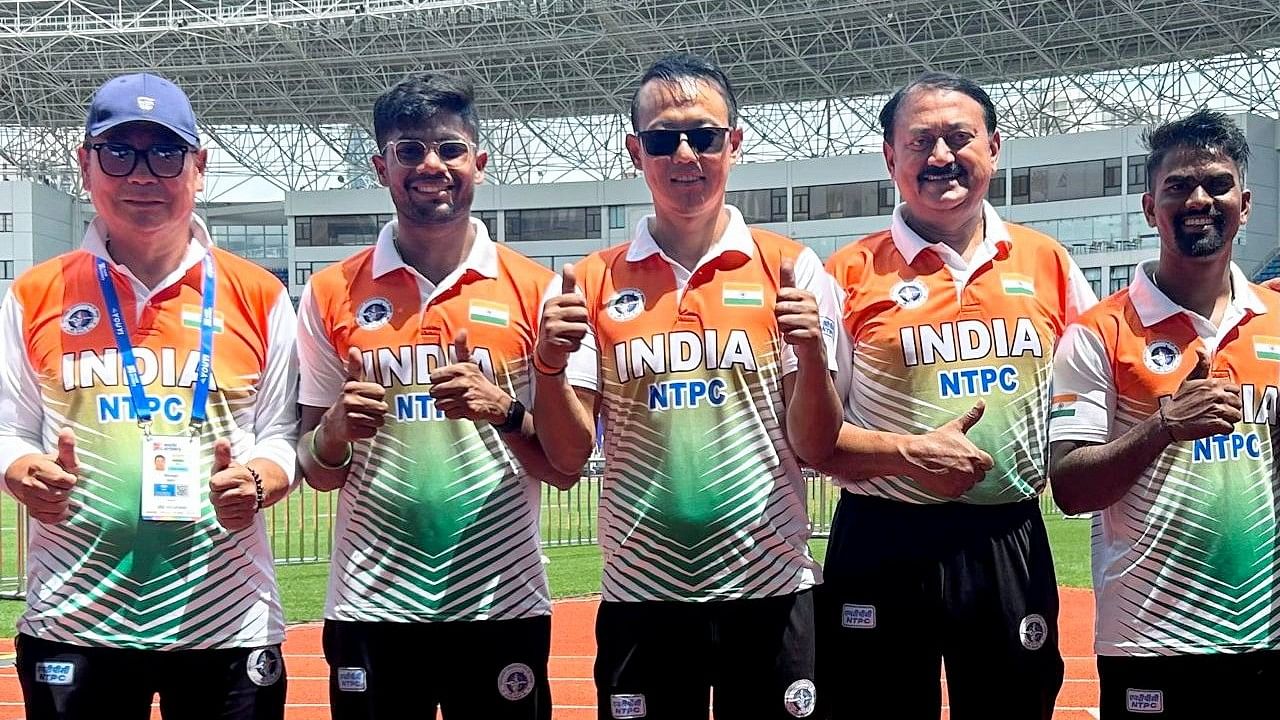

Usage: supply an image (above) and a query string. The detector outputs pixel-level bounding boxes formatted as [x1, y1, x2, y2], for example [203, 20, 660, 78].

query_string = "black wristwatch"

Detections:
[494, 397, 526, 434]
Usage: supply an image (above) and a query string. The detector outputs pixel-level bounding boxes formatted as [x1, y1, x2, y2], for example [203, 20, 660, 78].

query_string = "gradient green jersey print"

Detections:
[1050, 270, 1280, 656]
[827, 218, 1095, 505]
[565, 221, 839, 602]
[298, 226, 555, 622]
[0, 232, 298, 651]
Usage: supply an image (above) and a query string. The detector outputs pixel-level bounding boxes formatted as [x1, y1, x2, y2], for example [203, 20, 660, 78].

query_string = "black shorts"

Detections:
[817, 494, 1064, 720]
[15, 633, 286, 720]
[323, 616, 552, 720]
[1098, 651, 1280, 718]
[594, 589, 817, 720]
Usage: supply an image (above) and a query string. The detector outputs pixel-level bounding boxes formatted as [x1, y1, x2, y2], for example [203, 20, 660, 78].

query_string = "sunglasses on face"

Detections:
[86, 142, 190, 178]
[383, 139, 475, 168]
[636, 127, 730, 156]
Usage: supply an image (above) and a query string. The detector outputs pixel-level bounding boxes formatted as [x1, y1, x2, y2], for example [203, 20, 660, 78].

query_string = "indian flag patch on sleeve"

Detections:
[469, 299, 510, 327]
[1049, 393, 1078, 419]
[1255, 336, 1280, 361]
[723, 283, 764, 307]
[181, 305, 224, 333]
[1001, 274, 1035, 296]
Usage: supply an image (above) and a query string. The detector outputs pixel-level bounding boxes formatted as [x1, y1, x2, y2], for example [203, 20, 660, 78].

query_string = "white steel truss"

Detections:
[1, 0, 1278, 197]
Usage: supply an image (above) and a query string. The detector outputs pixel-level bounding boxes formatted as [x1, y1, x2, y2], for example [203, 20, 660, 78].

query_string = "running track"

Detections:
[0, 588, 1099, 719]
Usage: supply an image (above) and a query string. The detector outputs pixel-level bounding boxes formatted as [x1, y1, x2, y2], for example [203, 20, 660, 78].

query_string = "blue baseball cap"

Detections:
[85, 73, 200, 147]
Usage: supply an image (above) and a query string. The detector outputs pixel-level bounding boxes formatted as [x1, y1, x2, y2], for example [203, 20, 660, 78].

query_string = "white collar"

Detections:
[371, 216, 498, 282]
[81, 214, 212, 296]
[1128, 258, 1266, 328]
[889, 200, 1011, 264]
[625, 205, 755, 264]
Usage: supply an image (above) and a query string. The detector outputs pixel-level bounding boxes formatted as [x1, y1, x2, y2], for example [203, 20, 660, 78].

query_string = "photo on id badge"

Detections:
[141, 435, 202, 521]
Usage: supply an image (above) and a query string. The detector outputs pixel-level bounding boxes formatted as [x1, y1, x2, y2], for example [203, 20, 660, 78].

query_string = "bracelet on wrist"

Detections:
[532, 350, 566, 376]
[309, 428, 353, 470]
[1158, 404, 1177, 442]
[247, 466, 265, 511]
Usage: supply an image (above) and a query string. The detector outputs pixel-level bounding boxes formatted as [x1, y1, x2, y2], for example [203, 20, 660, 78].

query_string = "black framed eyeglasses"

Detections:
[383, 139, 475, 168]
[636, 127, 730, 156]
[86, 142, 190, 178]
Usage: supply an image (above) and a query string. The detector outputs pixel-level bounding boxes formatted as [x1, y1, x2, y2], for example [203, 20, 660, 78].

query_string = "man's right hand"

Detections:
[316, 347, 388, 454]
[901, 401, 994, 499]
[1161, 351, 1242, 441]
[536, 263, 590, 373]
[5, 428, 79, 524]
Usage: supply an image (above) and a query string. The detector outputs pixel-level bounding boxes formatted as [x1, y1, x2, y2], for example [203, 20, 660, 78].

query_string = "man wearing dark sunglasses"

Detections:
[534, 53, 843, 719]
[0, 73, 299, 719]
[814, 72, 1095, 718]
[295, 73, 574, 720]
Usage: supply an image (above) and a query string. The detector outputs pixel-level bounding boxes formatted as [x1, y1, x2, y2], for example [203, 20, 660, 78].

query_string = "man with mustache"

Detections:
[295, 73, 575, 720]
[1049, 110, 1280, 717]
[815, 71, 1095, 718]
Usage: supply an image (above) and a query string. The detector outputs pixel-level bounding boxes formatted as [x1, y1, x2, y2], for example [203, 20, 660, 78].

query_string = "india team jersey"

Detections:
[298, 219, 556, 623]
[565, 207, 840, 602]
[827, 201, 1096, 505]
[1050, 260, 1280, 656]
[0, 217, 299, 651]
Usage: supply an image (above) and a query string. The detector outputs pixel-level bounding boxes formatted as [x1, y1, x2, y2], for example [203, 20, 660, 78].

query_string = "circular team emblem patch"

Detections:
[605, 288, 645, 322]
[783, 678, 816, 717]
[246, 647, 283, 687]
[356, 296, 393, 330]
[61, 303, 100, 336]
[890, 279, 928, 309]
[1143, 340, 1182, 375]
[1019, 613, 1048, 651]
[497, 662, 534, 701]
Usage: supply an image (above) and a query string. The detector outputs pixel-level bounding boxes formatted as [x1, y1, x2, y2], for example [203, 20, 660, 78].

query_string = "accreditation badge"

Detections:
[140, 435, 203, 521]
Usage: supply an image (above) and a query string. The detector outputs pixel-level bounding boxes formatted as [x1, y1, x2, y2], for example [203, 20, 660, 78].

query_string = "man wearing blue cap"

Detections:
[0, 73, 298, 719]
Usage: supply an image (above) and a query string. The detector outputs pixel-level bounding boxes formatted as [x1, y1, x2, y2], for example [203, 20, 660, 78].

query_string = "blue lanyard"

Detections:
[94, 254, 216, 434]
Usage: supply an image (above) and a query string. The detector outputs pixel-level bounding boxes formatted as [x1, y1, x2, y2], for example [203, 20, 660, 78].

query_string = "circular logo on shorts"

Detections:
[246, 647, 283, 687]
[1019, 613, 1048, 651]
[605, 288, 645, 322]
[497, 662, 534, 701]
[61, 303, 100, 335]
[356, 296, 393, 330]
[890, 279, 928, 309]
[1143, 340, 1182, 375]
[783, 678, 816, 717]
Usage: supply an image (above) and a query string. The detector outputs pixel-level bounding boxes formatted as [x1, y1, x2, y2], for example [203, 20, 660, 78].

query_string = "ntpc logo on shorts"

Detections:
[841, 603, 876, 629]
[1126, 688, 1164, 713]
[35, 661, 75, 686]
[338, 667, 367, 692]
[610, 693, 647, 718]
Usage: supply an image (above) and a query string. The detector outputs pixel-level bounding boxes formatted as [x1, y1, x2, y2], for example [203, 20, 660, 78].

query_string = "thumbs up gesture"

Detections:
[903, 401, 996, 499]
[774, 258, 826, 362]
[4, 428, 80, 524]
[208, 438, 261, 531]
[535, 263, 591, 374]
[318, 346, 389, 445]
[1159, 349, 1242, 441]
[429, 327, 514, 425]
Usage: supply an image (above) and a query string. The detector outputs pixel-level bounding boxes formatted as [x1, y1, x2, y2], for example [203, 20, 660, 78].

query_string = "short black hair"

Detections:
[630, 53, 739, 131]
[879, 72, 998, 144]
[1143, 110, 1249, 183]
[373, 73, 479, 148]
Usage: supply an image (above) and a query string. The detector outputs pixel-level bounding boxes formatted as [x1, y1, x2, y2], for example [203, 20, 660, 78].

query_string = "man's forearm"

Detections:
[810, 422, 919, 482]
[532, 371, 594, 476]
[500, 411, 582, 490]
[245, 457, 291, 509]
[1050, 414, 1171, 515]
[785, 360, 842, 466]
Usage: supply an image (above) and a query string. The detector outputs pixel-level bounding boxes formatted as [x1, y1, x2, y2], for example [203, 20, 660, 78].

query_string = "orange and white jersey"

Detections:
[564, 206, 840, 602]
[828, 201, 1096, 505]
[298, 218, 558, 622]
[0, 215, 298, 650]
[1050, 260, 1280, 656]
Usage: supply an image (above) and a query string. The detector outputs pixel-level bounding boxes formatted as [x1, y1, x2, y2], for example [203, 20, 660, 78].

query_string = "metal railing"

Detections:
[0, 473, 1071, 599]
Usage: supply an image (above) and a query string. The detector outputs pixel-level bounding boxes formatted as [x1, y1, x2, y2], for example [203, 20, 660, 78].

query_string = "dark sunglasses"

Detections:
[86, 142, 190, 178]
[636, 127, 730, 156]
[384, 139, 474, 168]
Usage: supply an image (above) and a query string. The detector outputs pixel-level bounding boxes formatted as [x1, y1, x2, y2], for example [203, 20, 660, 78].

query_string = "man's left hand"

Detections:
[429, 329, 512, 424]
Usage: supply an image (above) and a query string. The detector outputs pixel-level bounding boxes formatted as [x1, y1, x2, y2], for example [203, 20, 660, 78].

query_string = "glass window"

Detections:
[294, 218, 313, 247]
[608, 205, 626, 230]
[792, 187, 810, 221]
[0, 213, 12, 232]
[295, 261, 334, 286]
[1011, 167, 1030, 205]
[725, 189, 783, 224]
[1127, 155, 1148, 194]
[1026, 158, 1121, 203]
[1103, 157, 1122, 196]
[477, 211, 498, 238]
[288, 215, 386, 247]
[770, 188, 788, 222]
[878, 180, 896, 214]
[987, 169, 1007, 206]
[505, 207, 602, 242]
[1083, 267, 1103, 298]
[792, 181, 890, 221]
[0, 260, 13, 279]
[1109, 264, 1134, 293]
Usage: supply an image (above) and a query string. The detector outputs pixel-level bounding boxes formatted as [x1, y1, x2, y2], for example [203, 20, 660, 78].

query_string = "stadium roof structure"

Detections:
[2, 0, 1279, 197]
